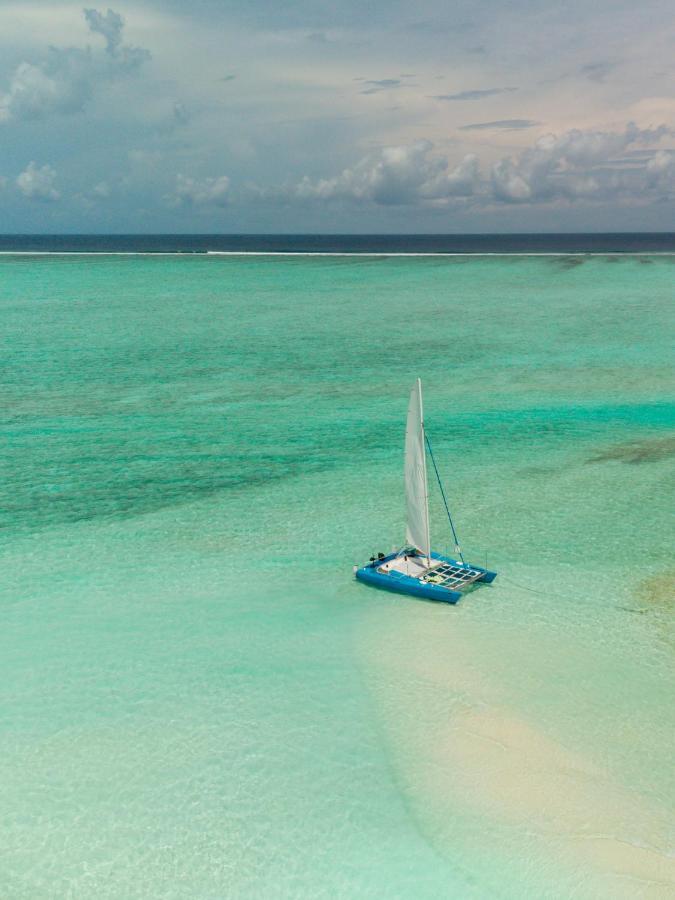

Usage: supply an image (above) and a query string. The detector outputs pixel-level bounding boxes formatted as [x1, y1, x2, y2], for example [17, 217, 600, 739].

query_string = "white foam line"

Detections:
[0, 250, 673, 257]
[205, 250, 675, 257]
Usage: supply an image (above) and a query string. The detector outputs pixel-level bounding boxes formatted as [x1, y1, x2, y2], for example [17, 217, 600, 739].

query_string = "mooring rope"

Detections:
[497, 573, 591, 603]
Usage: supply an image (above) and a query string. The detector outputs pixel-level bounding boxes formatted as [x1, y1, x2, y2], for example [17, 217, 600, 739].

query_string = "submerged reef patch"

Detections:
[586, 435, 675, 465]
[552, 255, 585, 270]
[637, 571, 675, 612]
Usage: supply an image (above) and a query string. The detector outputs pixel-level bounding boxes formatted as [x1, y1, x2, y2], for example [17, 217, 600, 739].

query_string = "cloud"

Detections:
[491, 159, 533, 201]
[172, 101, 190, 125]
[85, 7, 150, 70]
[491, 123, 673, 202]
[289, 141, 479, 205]
[579, 61, 616, 83]
[128, 148, 163, 169]
[645, 150, 675, 187]
[360, 78, 402, 95]
[0, 8, 150, 123]
[92, 180, 111, 198]
[266, 123, 673, 211]
[461, 119, 540, 131]
[405, 20, 467, 35]
[16, 162, 60, 201]
[171, 174, 230, 207]
[83, 8, 123, 55]
[433, 87, 517, 101]
[0, 55, 93, 121]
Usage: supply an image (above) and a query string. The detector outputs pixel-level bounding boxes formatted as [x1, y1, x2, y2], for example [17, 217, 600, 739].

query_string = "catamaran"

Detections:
[355, 379, 496, 604]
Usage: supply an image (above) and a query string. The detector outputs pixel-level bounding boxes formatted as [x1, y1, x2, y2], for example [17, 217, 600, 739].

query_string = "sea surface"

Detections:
[1, 239, 673, 898]
[1, 231, 674, 253]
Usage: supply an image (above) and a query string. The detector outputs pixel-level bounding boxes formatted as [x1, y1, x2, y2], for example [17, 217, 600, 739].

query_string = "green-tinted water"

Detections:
[1, 254, 673, 897]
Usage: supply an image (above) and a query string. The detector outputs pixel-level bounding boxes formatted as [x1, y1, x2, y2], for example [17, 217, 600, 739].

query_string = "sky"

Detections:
[1, 1, 674, 232]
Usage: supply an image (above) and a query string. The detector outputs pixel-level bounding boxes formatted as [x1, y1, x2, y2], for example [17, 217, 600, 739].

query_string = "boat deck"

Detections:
[357, 550, 497, 604]
[420, 562, 486, 590]
[377, 555, 486, 591]
[378, 554, 432, 578]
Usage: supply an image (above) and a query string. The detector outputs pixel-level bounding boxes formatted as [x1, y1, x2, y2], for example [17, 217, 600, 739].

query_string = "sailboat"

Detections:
[355, 379, 497, 604]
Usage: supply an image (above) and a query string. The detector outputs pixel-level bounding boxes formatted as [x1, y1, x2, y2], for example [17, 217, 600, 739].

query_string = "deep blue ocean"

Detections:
[0, 232, 674, 253]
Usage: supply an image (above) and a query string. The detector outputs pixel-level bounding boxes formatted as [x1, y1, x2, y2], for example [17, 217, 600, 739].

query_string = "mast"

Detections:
[404, 378, 431, 563]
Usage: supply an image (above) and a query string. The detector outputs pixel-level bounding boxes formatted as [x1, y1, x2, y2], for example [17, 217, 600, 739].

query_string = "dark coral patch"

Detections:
[586, 435, 675, 465]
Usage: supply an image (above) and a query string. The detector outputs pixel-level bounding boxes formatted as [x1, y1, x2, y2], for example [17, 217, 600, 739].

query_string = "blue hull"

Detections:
[355, 551, 497, 605]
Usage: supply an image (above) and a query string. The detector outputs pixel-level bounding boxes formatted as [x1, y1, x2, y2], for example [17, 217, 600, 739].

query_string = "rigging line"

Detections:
[424, 433, 465, 565]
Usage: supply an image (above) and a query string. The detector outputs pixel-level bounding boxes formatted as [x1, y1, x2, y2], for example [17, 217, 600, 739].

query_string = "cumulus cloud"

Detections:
[0, 8, 150, 123]
[289, 141, 479, 205]
[269, 123, 672, 210]
[491, 159, 532, 201]
[16, 162, 60, 201]
[92, 180, 111, 198]
[491, 122, 672, 202]
[171, 174, 230, 207]
[85, 7, 149, 71]
[487, 125, 675, 203]
[645, 150, 675, 188]
[0, 56, 92, 120]
[84, 8, 124, 55]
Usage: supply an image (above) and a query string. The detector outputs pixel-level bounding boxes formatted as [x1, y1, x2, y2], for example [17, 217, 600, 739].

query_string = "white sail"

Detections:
[404, 378, 431, 561]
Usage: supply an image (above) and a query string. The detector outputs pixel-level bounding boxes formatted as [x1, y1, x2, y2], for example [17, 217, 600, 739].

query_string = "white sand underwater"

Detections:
[359, 590, 675, 899]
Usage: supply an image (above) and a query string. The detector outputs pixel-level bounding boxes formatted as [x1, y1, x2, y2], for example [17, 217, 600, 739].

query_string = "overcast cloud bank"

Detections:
[0, 3, 673, 230]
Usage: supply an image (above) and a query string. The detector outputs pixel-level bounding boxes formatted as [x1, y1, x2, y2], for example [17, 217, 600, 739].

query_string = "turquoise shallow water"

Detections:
[1, 254, 674, 897]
